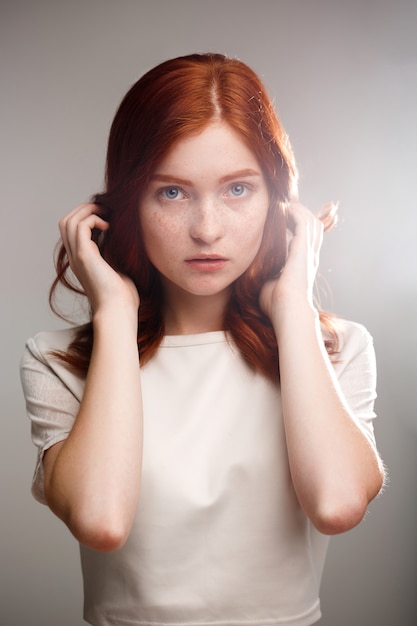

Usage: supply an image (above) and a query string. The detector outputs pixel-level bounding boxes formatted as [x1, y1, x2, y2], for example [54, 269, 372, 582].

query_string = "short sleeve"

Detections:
[332, 321, 378, 446]
[20, 342, 80, 504]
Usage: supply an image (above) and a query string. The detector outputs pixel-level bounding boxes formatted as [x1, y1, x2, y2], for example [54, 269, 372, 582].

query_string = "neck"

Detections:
[162, 284, 229, 336]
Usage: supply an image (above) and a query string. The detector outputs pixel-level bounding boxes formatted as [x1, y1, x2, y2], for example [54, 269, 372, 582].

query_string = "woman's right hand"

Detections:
[59, 203, 139, 315]
[46, 203, 143, 550]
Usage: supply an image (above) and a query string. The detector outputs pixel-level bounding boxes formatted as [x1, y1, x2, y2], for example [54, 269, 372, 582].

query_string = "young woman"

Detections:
[21, 53, 385, 626]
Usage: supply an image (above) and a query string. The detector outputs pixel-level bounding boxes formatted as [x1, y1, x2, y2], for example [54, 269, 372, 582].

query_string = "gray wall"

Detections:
[1, 1, 416, 624]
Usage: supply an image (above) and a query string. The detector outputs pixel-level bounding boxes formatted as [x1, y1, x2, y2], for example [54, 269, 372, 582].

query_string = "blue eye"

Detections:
[230, 184, 247, 197]
[161, 187, 183, 200]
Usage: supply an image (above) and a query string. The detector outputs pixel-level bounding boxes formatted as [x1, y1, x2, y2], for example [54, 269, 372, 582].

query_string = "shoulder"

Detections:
[25, 327, 79, 361]
[336, 318, 373, 351]
[335, 318, 374, 358]
[329, 318, 376, 379]
[322, 316, 373, 354]
[22, 326, 86, 402]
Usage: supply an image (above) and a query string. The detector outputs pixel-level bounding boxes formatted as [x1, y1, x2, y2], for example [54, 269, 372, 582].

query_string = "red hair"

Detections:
[51, 53, 337, 381]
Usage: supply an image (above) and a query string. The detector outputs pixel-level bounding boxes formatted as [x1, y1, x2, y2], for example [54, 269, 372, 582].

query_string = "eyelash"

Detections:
[157, 182, 251, 201]
[228, 183, 248, 197]
[159, 187, 186, 201]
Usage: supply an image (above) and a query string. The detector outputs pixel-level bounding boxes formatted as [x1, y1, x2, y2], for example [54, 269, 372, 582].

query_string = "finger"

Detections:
[287, 201, 315, 229]
[59, 203, 105, 241]
[317, 201, 338, 232]
[287, 201, 323, 246]
[69, 215, 109, 262]
[294, 211, 323, 277]
[59, 206, 109, 268]
[59, 204, 94, 254]
[288, 200, 338, 235]
[61, 202, 103, 223]
[313, 218, 324, 266]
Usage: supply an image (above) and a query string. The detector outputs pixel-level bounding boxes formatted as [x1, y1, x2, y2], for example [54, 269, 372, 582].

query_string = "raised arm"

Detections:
[260, 202, 385, 535]
[43, 203, 142, 552]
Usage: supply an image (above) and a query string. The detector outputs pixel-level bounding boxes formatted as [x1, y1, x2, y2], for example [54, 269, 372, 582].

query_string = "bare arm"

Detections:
[260, 202, 385, 535]
[44, 204, 142, 552]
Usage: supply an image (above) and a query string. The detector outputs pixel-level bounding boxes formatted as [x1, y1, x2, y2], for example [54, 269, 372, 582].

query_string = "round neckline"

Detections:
[160, 330, 229, 348]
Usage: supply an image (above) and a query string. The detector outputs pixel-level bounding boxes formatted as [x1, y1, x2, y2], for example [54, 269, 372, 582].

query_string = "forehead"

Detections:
[154, 121, 261, 176]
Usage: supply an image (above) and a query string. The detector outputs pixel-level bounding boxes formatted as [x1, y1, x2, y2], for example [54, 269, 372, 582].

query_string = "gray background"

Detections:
[1, 1, 416, 624]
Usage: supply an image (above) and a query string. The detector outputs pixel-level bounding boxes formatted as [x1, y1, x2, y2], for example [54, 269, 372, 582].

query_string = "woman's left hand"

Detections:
[259, 201, 326, 322]
[259, 200, 384, 535]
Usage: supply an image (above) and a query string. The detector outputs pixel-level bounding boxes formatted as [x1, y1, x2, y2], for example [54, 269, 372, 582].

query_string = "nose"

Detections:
[189, 198, 225, 245]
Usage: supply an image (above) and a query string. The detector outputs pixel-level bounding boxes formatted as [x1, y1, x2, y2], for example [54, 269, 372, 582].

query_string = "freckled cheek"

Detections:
[247, 231, 266, 260]
[231, 212, 268, 256]
[141, 214, 186, 257]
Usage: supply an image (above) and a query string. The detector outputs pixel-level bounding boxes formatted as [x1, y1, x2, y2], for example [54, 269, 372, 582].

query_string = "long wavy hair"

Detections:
[50, 52, 338, 382]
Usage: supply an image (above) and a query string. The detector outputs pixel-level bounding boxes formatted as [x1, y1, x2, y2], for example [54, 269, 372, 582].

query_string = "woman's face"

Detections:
[139, 121, 270, 311]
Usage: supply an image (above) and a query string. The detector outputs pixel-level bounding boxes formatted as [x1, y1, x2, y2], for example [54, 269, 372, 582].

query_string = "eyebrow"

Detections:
[219, 169, 262, 184]
[150, 169, 262, 186]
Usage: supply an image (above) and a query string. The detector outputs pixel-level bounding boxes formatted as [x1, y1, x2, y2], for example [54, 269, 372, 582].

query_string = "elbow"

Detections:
[67, 509, 132, 552]
[45, 488, 133, 551]
[43, 456, 138, 552]
[310, 460, 386, 535]
[45, 480, 136, 552]
[310, 490, 371, 535]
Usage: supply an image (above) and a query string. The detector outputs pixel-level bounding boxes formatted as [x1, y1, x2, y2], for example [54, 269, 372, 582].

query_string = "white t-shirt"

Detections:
[20, 320, 378, 626]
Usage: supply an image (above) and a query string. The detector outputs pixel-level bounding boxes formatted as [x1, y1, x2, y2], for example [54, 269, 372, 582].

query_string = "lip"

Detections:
[185, 254, 228, 272]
